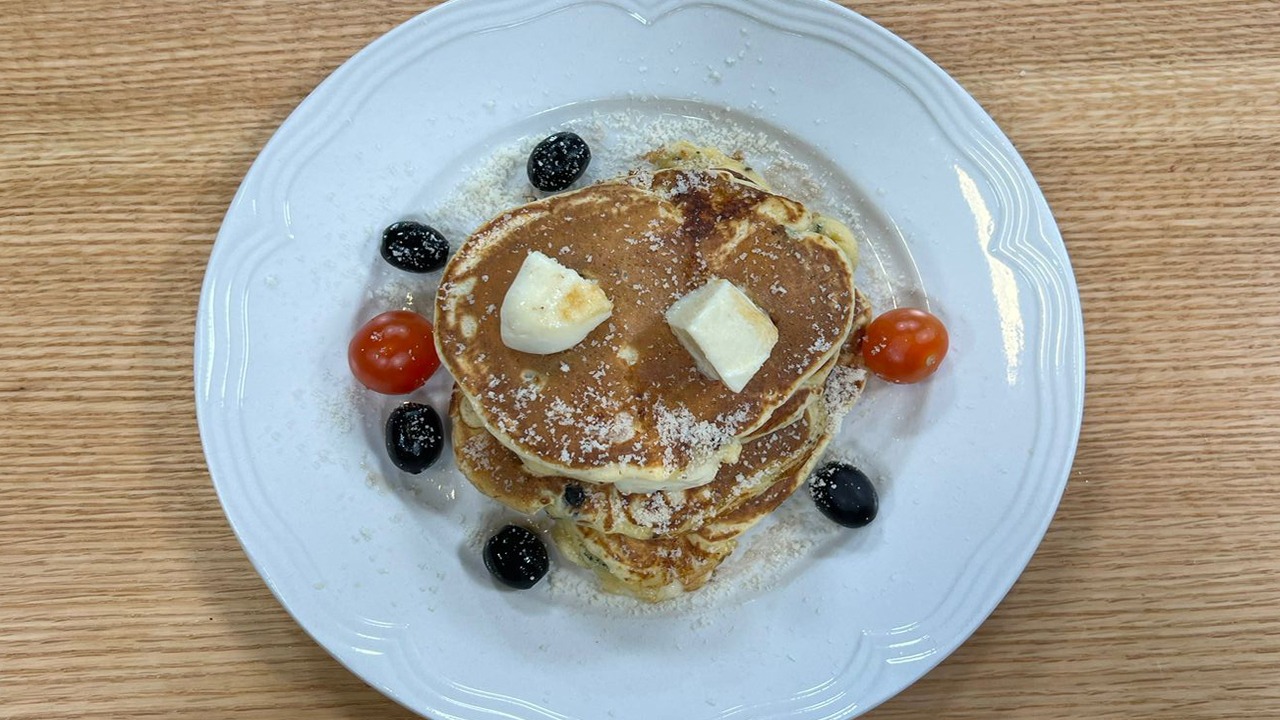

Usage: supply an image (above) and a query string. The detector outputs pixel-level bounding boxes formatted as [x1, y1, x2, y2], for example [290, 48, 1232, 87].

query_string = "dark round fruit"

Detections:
[809, 462, 879, 528]
[483, 525, 549, 590]
[563, 484, 586, 508]
[380, 221, 449, 273]
[384, 402, 444, 474]
[527, 132, 591, 192]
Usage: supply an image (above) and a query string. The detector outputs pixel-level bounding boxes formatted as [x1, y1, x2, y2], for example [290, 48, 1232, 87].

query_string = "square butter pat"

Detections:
[665, 278, 778, 393]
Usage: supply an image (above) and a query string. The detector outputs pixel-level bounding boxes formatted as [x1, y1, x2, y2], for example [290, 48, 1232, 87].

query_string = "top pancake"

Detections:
[434, 166, 856, 492]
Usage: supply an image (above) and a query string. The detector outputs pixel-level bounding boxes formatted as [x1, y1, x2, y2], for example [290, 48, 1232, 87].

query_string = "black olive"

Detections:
[483, 525, 549, 590]
[809, 462, 879, 528]
[563, 483, 586, 508]
[384, 403, 444, 474]
[527, 132, 591, 192]
[380, 221, 449, 273]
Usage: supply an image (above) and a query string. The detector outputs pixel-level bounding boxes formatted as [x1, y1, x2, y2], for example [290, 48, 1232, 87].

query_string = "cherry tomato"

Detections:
[861, 308, 949, 384]
[348, 310, 440, 395]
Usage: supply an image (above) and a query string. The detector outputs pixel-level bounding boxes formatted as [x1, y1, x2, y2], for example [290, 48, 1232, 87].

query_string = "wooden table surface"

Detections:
[4, 1, 1279, 717]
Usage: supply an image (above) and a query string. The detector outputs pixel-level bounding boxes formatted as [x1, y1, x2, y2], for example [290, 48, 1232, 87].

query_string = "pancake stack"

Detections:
[436, 144, 870, 601]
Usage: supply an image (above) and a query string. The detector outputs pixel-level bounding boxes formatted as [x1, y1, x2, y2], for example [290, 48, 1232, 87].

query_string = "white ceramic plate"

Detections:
[195, 0, 1084, 718]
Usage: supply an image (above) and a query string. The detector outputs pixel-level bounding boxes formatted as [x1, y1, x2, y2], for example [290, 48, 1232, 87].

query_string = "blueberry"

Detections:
[380, 221, 449, 273]
[483, 525, 549, 589]
[527, 132, 591, 192]
[809, 462, 879, 528]
[384, 403, 444, 474]
[563, 483, 586, 508]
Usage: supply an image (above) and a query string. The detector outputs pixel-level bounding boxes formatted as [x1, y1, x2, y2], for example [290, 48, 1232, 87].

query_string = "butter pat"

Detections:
[665, 278, 778, 393]
[501, 251, 613, 354]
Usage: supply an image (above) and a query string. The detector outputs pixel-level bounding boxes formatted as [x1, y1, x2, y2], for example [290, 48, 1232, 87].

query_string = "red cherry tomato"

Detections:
[347, 310, 440, 395]
[861, 308, 949, 384]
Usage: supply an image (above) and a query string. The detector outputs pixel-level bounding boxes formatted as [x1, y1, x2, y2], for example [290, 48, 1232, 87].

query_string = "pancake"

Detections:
[551, 520, 736, 603]
[451, 383, 825, 540]
[435, 165, 857, 492]
[550, 396, 837, 602]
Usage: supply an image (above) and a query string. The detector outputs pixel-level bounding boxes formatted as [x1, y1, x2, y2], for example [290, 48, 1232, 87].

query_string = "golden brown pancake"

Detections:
[551, 521, 736, 603]
[451, 385, 824, 540]
[550, 395, 837, 602]
[435, 167, 857, 491]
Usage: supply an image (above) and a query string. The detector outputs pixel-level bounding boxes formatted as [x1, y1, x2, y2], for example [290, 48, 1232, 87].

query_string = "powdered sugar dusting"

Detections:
[654, 402, 739, 470]
[427, 141, 535, 249]
[823, 365, 868, 432]
[629, 493, 677, 535]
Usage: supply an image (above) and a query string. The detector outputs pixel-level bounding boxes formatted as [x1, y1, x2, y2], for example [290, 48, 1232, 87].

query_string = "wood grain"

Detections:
[2, 1, 1278, 717]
